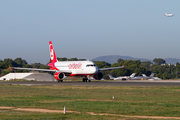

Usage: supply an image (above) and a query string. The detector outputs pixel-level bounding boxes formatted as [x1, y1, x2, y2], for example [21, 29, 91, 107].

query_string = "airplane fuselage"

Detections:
[132, 76, 145, 80]
[51, 61, 98, 76]
[165, 13, 173, 17]
[113, 76, 129, 80]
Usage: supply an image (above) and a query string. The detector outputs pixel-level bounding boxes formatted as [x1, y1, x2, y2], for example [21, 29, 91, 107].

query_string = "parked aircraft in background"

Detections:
[150, 77, 162, 80]
[142, 73, 161, 80]
[142, 73, 156, 79]
[108, 73, 136, 80]
[10, 41, 124, 82]
[131, 75, 146, 80]
[132, 73, 161, 80]
[165, 13, 174, 17]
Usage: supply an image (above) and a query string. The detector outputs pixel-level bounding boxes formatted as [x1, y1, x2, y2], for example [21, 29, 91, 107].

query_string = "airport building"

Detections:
[0, 72, 56, 81]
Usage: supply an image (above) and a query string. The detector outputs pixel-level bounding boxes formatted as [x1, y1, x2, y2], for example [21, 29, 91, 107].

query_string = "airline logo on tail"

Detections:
[50, 49, 54, 60]
[49, 41, 57, 63]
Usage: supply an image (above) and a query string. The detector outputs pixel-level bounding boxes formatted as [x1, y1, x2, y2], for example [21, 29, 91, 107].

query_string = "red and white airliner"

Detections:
[11, 41, 124, 82]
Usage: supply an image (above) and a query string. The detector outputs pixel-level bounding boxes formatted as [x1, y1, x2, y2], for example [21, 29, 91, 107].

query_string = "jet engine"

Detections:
[54, 72, 66, 80]
[93, 72, 103, 80]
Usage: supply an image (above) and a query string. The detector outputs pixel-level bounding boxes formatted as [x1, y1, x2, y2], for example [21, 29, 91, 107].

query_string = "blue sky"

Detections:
[0, 0, 180, 64]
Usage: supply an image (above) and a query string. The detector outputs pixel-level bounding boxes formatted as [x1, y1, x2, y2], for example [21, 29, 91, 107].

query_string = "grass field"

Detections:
[0, 84, 180, 119]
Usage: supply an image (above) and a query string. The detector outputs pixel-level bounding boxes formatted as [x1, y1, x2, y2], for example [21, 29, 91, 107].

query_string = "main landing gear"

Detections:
[82, 76, 91, 82]
[58, 80, 63, 82]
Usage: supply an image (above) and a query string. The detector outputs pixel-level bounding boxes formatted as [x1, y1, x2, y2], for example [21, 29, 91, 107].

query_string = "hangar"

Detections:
[0, 72, 55, 81]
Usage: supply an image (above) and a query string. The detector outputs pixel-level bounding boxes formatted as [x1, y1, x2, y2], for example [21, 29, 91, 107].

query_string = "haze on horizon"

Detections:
[0, 0, 180, 64]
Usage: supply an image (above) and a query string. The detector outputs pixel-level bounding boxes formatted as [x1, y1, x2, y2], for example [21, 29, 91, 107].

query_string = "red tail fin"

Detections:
[49, 41, 57, 63]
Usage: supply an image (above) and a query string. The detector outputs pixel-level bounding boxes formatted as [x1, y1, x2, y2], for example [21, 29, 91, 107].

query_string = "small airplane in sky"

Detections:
[165, 13, 174, 17]
[108, 73, 136, 80]
[11, 41, 124, 82]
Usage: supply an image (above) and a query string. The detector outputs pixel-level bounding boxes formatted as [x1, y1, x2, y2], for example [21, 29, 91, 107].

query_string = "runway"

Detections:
[1, 80, 180, 86]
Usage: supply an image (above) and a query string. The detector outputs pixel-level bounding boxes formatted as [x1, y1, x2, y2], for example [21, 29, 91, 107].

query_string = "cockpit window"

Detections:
[86, 64, 96, 67]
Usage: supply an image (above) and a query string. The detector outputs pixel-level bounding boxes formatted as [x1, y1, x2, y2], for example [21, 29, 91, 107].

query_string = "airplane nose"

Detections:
[94, 67, 98, 73]
[91, 67, 98, 74]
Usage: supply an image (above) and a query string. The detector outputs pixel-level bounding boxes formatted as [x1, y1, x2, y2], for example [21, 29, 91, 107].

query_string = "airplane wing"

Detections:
[10, 67, 72, 73]
[99, 66, 124, 71]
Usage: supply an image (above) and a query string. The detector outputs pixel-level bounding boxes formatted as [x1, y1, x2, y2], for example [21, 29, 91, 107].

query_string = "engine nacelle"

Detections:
[93, 72, 103, 80]
[54, 72, 66, 80]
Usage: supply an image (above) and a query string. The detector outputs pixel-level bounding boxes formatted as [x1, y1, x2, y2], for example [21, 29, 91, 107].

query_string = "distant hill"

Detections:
[91, 55, 180, 64]
[91, 55, 152, 64]
[164, 58, 180, 64]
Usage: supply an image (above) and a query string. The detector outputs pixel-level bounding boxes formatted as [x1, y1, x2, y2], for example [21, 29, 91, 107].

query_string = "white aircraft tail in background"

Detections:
[108, 73, 136, 80]
[108, 74, 116, 80]
[130, 73, 136, 78]
[142, 73, 161, 80]
[142, 73, 155, 77]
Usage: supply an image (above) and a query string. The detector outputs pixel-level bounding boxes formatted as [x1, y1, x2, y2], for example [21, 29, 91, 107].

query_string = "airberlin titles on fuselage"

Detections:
[68, 62, 82, 69]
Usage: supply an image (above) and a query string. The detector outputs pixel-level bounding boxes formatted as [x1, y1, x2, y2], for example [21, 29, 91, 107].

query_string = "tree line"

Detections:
[0, 57, 180, 80]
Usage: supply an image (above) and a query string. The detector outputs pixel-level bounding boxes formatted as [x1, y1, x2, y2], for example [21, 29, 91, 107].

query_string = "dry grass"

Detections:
[0, 84, 180, 119]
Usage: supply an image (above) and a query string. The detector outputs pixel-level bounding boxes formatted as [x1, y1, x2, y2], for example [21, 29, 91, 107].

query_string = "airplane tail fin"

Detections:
[108, 74, 115, 80]
[142, 74, 147, 77]
[130, 73, 136, 78]
[49, 41, 57, 63]
[150, 73, 156, 77]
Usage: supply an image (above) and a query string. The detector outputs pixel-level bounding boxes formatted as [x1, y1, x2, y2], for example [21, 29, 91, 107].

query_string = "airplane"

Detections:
[142, 73, 156, 79]
[108, 73, 136, 80]
[165, 13, 174, 17]
[131, 73, 148, 80]
[142, 73, 161, 80]
[150, 77, 162, 80]
[131, 76, 144, 80]
[132, 73, 156, 80]
[10, 41, 124, 82]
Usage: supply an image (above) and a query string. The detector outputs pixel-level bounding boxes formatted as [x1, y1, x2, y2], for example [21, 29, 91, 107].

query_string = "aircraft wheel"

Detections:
[88, 80, 91, 82]
[83, 78, 85, 82]
[122, 78, 126, 81]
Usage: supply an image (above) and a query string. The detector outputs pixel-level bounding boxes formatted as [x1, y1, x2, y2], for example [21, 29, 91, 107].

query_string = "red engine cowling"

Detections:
[93, 72, 103, 80]
[54, 72, 65, 80]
